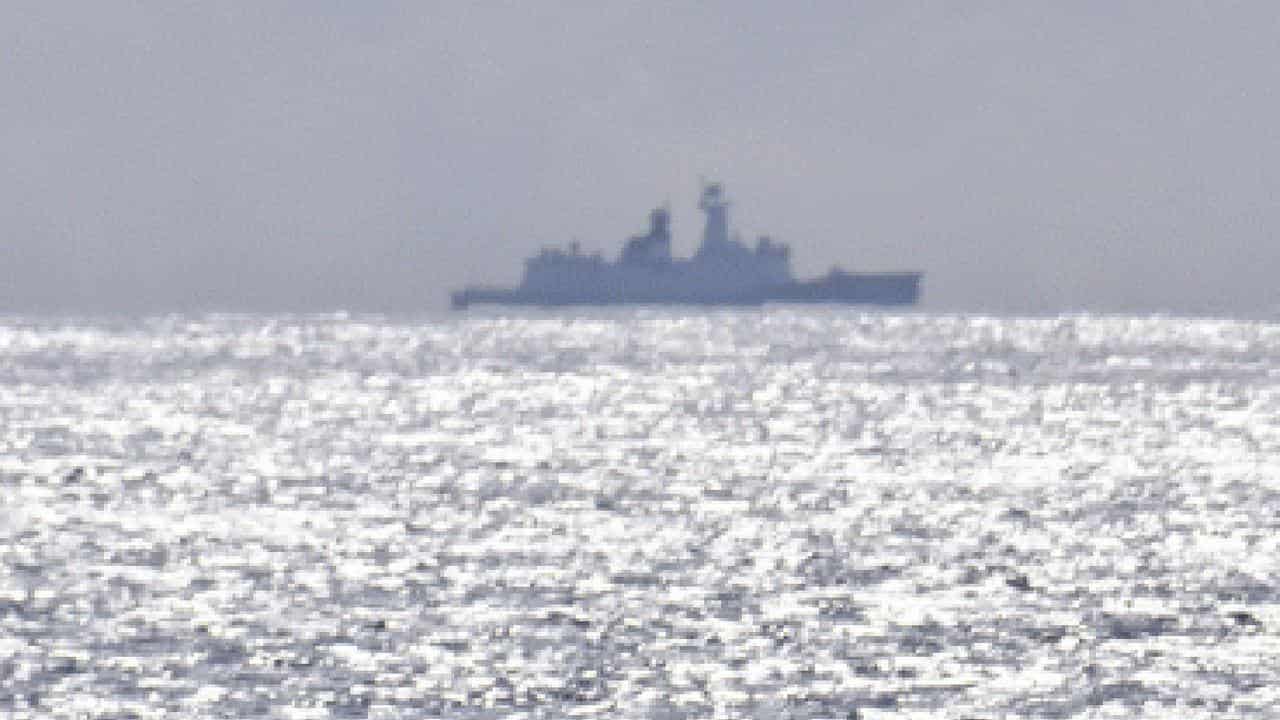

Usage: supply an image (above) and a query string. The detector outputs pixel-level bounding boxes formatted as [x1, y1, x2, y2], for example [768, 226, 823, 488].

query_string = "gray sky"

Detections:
[4, 2, 1279, 313]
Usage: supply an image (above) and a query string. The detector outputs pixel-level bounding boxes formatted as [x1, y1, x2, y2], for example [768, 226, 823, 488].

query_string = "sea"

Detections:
[2, 309, 1279, 719]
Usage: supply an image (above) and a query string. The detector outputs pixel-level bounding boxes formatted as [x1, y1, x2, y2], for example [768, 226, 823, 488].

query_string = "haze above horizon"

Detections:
[4, 3, 1279, 314]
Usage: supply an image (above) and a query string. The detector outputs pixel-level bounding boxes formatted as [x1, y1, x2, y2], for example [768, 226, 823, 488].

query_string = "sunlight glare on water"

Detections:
[1, 309, 1279, 718]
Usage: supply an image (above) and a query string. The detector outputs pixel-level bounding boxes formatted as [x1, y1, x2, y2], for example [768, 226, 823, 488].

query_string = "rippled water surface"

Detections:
[3, 310, 1280, 718]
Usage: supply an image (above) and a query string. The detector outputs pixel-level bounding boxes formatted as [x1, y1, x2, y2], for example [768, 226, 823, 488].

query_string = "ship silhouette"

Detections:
[451, 183, 921, 309]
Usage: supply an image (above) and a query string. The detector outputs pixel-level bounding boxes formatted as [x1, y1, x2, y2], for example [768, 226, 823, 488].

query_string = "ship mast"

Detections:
[696, 182, 731, 258]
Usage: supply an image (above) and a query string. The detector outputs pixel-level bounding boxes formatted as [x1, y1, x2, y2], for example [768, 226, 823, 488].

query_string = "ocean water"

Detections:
[2, 309, 1279, 719]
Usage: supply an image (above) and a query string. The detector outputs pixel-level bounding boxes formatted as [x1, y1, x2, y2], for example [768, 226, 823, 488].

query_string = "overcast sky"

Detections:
[3, 2, 1278, 313]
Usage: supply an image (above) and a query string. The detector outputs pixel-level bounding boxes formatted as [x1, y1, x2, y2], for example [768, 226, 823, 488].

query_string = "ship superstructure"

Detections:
[451, 183, 920, 308]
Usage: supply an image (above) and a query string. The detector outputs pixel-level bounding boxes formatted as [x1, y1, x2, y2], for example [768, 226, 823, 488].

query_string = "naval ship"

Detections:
[451, 183, 921, 309]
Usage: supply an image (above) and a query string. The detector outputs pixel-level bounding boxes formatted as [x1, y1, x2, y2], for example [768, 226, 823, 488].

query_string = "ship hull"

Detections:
[451, 272, 921, 309]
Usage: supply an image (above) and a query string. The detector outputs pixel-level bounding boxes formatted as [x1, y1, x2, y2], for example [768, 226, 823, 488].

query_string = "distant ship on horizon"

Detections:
[451, 183, 921, 309]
